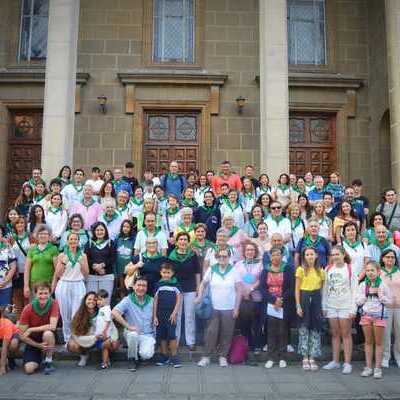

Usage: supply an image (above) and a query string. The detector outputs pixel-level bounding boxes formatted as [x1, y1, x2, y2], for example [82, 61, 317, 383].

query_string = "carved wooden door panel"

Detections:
[144, 112, 199, 176]
[289, 114, 336, 179]
[7, 110, 42, 204]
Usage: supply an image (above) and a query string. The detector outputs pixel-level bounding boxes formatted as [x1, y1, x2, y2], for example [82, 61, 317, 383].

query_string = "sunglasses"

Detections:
[271, 206, 282, 210]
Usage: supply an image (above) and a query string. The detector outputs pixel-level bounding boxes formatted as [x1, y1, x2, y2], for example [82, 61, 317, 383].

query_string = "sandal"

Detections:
[309, 360, 319, 371]
[302, 359, 310, 371]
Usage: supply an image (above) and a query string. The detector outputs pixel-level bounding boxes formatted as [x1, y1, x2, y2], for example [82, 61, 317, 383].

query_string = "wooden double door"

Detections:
[143, 111, 200, 175]
[289, 113, 336, 179]
[7, 110, 42, 205]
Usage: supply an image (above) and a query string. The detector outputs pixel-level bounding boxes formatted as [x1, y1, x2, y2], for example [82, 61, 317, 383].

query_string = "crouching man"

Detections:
[112, 277, 155, 371]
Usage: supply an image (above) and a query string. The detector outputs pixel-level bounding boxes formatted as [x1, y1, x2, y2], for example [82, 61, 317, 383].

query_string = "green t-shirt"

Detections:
[27, 244, 59, 285]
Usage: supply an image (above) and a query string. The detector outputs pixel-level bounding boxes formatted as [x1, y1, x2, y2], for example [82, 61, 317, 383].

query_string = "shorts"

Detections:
[0, 287, 12, 306]
[156, 319, 176, 341]
[360, 315, 386, 328]
[23, 345, 43, 365]
[325, 308, 353, 319]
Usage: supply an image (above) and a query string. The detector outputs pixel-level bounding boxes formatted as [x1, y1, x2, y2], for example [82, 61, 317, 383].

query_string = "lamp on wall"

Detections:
[97, 95, 108, 114]
[235, 95, 246, 113]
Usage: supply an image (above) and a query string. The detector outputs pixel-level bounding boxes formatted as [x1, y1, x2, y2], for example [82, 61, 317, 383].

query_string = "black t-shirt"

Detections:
[169, 254, 200, 293]
[84, 240, 116, 275]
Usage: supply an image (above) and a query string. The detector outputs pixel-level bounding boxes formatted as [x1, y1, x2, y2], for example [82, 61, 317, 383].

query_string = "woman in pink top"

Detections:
[380, 249, 400, 368]
[235, 240, 263, 352]
[222, 215, 248, 252]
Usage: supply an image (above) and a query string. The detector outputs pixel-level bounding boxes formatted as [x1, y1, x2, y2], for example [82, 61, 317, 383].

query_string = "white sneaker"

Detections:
[78, 354, 89, 367]
[279, 360, 287, 368]
[360, 367, 373, 377]
[342, 363, 352, 375]
[323, 361, 341, 370]
[197, 357, 210, 367]
[381, 358, 389, 368]
[373, 368, 383, 379]
[287, 344, 295, 353]
[263, 344, 268, 352]
[396, 360, 400, 368]
[219, 357, 228, 367]
[264, 360, 274, 369]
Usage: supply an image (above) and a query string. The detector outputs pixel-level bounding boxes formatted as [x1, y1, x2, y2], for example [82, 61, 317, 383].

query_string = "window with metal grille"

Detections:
[19, 0, 49, 61]
[153, 0, 195, 64]
[287, 0, 326, 65]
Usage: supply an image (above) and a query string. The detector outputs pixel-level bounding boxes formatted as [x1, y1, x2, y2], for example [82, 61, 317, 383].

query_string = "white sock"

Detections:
[45, 355, 53, 363]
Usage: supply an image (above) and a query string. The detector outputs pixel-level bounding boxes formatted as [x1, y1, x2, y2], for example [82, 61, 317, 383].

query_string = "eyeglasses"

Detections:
[271, 206, 281, 210]
[218, 255, 229, 259]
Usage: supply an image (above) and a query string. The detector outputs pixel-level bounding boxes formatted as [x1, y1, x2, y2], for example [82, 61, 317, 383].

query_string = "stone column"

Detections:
[259, 0, 289, 181]
[385, 0, 400, 190]
[41, 0, 80, 179]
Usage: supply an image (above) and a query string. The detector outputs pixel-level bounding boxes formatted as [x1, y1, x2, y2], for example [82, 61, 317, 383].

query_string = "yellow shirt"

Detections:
[296, 266, 325, 291]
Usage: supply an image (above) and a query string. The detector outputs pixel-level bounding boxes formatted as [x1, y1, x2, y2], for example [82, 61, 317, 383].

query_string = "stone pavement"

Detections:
[0, 361, 399, 400]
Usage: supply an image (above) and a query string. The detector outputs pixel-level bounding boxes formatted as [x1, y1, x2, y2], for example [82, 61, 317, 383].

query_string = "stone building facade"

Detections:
[0, 0, 397, 213]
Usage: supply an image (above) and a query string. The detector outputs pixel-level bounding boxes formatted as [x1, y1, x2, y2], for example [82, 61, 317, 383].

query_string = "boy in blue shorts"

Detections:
[153, 262, 182, 367]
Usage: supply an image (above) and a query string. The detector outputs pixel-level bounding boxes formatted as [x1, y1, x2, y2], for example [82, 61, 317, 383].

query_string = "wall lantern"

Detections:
[97, 95, 108, 114]
[235, 95, 246, 113]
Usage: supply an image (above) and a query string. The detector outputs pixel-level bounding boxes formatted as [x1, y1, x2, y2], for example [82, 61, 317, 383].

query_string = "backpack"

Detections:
[228, 335, 248, 364]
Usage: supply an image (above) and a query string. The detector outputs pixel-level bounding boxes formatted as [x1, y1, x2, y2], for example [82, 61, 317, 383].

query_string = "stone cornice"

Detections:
[255, 72, 364, 89]
[0, 69, 90, 85]
[117, 70, 228, 86]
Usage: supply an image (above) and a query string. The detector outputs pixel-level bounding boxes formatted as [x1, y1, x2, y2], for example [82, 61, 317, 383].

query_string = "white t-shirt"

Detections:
[322, 265, 357, 313]
[203, 265, 240, 310]
[265, 216, 291, 238]
[95, 305, 118, 339]
[134, 229, 168, 254]
[343, 241, 366, 278]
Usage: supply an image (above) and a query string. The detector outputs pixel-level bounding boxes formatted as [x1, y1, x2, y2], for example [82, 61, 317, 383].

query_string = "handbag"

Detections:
[195, 273, 213, 320]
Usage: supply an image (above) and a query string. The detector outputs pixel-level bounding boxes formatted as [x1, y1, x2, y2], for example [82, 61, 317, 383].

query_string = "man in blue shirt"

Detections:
[112, 277, 155, 371]
[308, 176, 325, 205]
[113, 168, 133, 196]
[160, 161, 186, 201]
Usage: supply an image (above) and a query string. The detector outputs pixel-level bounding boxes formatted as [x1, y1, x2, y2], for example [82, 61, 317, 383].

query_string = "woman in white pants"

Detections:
[52, 232, 89, 343]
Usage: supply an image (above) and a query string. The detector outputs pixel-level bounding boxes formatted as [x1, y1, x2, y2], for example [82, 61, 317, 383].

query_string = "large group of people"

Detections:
[0, 160, 400, 380]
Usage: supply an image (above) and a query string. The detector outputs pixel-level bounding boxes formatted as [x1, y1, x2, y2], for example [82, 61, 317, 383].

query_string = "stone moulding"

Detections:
[117, 70, 228, 115]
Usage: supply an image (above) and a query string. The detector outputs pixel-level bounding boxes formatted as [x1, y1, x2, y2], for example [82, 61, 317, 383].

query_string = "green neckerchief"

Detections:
[35, 243, 52, 254]
[89, 310, 98, 321]
[6, 223, 14, 234]
[167, 173, 179, 180]
[200, 205, 214, 214]
[343, 238, 362, 250]
[166, 207, 180, 216]
[82, 197, 95, 208]
[271, 215, 285, 224]
[13, 231, 29, 243]
[63, 246, 82, 267]
[266, 262, 286, 273]
[262, 207, 270, 217]
[103, 211, 119, 223]
[198, 186, 210, 195]
[370, 237, 392, 250]
[381, 265, 400, 280]
[168, 248, 194, 263]
[182, 199, 197, 208]
[225, 200, 240, 212]
[143, 251, 162, 260]
[211, 263, 233, 279]
[227, 226, 239, 238]
[48, 206, 62, 214]
[192, 239, 215, 251]
[259, 186, 271, 193]
[0, 242, 7, 251]
[305, 183, 314, 188]
[178, 223, 195, 233]
[159, 276, 178, 285]
[243, 191, 254, 199]
[249, 218, 261, 232]
[143, 227, 161, 237]
[157, 196, 167, 203]
[91, 239, 108, 249]
[130, 197, 144, 206]
[303, 234, 322, 248]
[34, 194, 46, 202]
[31, 297, 53, 317]
[128, 292, 152, 310]
[291, 217, 303, 230]
[318, 216, 329, 226]
[72, 182, 83, 193]
[365, 275, 382, 289]
[277, 184, 289, 191]
[117, 204, 129, 214]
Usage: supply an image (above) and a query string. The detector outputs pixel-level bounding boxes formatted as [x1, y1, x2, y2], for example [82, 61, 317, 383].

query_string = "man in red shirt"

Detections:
[18, 282, 59, 375]
[0, 305, 51, 375]
[211, 160, 242, 196]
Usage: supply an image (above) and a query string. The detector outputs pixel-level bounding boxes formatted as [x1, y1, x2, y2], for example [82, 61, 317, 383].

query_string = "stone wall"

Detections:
[0, 103, 9, 215]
